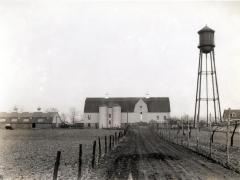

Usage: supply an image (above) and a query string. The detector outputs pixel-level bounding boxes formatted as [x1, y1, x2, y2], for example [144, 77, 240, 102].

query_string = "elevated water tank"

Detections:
[99, 105, 108, 128]
[198, 25, 215, 53]
[113, 105, 121, 128]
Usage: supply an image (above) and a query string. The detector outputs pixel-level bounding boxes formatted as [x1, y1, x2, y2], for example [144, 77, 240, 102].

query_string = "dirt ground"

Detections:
[0, 128, 118, 179]
[90, 126, 240, 180]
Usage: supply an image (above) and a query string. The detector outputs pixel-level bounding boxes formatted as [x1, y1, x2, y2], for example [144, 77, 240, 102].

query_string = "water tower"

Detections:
[193, 25, 222, 127]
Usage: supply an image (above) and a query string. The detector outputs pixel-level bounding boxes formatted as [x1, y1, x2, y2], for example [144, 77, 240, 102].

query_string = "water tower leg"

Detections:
[194, 52, 202, 127]
[197, 52, 203, 125]
[205, 53, 209, 127]
[210, 51, 218, 123]
[212, 49, 222, 122]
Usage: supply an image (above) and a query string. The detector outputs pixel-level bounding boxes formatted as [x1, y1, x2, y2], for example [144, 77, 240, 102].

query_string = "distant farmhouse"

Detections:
[223, 109, 240, 120]
[0, 111, 61, 129]
[83, 97, 170, 128]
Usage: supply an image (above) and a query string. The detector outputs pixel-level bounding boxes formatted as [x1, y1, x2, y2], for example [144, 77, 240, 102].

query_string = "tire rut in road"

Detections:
[137, 127, 184, 180]
[103, 126, 240, 180]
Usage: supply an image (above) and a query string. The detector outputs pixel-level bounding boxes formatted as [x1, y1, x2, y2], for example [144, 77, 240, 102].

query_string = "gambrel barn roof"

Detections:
[84, 97, 170, 113]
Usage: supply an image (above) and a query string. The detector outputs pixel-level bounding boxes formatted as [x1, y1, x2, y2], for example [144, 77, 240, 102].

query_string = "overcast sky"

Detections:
[0, 0, 239, 116]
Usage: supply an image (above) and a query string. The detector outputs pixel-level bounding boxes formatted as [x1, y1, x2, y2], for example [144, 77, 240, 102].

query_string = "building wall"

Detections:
[144, 113, 170, 123]
[83, 122, 98, 128]
[121, 112, 170, 123]
[83, 112, 170, 127]
[0, 123, 56, 129]
[11, 123, 32, 129]
[83, 113, 99, 123]
[36, 123, 53, 129]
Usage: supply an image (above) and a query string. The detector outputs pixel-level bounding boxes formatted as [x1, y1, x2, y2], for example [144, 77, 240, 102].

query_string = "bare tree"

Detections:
[69, 107, 77, 124]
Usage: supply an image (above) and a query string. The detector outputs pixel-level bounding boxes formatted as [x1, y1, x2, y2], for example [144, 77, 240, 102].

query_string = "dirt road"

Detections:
[91, 126, 240, 180]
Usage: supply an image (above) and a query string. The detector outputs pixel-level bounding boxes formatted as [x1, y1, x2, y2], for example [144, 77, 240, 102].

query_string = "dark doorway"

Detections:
[32, 123, 36, 128]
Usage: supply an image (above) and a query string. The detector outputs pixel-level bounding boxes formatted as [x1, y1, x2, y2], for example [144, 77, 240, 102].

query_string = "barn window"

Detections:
[38, 119, 44, 122]
[231, 113, 236, 118]
[23, 119, 29, 122]
[11, 119, 18, 122]
[0, 119, 6, 122]
[88, 123, 91, 128]
[109, 114, 112, 118]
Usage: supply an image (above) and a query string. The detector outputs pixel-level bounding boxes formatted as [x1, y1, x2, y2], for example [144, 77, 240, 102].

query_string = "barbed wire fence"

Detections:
[154, 113, 240, 174]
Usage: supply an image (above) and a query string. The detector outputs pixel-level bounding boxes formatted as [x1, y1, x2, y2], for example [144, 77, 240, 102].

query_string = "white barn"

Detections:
[83, 97, 171, 128]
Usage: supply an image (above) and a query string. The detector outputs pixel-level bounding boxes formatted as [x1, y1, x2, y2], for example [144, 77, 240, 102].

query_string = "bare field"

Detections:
[0, 129, 119, 180]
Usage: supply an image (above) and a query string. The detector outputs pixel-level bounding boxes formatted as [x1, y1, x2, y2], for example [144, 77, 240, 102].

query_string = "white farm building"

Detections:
[83, 97, 171, 128]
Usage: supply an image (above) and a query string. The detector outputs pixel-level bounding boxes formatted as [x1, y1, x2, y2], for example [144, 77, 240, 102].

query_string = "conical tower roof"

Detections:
[198, 25, 215, 34]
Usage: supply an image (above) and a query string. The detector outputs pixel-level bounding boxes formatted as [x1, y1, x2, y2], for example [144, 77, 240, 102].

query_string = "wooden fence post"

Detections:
[77, 144, 82, 180]
[112, 135, 115, 147]
[177, 129, 179, 145]
[53, 151, 61, 180]
[109, 136, 111, 151]
[105, 136, 107, 154]
[118, 132, 120, 141]
[209, 114, 212, 158]
[196, 120, 199, 152]
[115, 132, 117, 144]
[98, 137, 101, 161]
[164, 123, 165, 139]
[187, 116, 190, 148]
[163, 123, 165, 139]
[165, 123, 167, 139]
[92, 141, 96, 168]
[181, 117, 184, 146]
[168, 123, 170, 141]
[226, 108, 230, 164]
[160, 124, 163, 138]
[160, 124, 162, 137]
